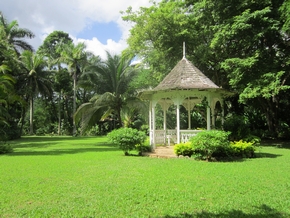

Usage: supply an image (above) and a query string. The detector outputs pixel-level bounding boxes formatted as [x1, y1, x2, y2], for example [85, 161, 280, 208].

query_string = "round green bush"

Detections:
[107, 127, 147, 155]
[190, 130, 230, 161]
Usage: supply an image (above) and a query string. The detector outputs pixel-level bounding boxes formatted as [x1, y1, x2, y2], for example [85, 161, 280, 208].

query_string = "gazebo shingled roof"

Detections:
[153, 57, 219, 91]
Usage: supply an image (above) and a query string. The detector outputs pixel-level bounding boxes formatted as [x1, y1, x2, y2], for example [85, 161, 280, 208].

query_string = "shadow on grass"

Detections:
[161, 204, 288, 218]
[5, 136, 119, 156]
[7, 145, 119, 156]
[261, 140, 290, 149]
[255, 152, 282, 158]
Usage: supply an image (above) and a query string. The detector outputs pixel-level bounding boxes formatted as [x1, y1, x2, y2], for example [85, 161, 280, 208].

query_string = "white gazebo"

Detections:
[140, 50, 232, 149]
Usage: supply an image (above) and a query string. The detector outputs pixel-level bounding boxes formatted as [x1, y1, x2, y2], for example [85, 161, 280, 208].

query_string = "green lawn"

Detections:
[1, 137, 290, 217]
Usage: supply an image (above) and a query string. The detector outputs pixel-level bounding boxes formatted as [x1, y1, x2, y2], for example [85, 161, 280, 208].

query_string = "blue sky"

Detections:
[77, 22, 122, 44]
[0, 0, 157, 59]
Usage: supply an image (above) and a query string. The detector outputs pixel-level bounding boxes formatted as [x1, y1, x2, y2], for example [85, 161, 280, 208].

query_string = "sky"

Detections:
[1, 0, 156, 59]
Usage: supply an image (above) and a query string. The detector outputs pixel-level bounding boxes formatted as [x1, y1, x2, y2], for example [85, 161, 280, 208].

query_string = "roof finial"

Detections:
[183, 41, 186, 59]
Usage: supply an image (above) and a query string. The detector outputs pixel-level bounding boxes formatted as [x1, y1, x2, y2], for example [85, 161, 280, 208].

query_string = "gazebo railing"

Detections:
[153, 129, 203, 145]
[154, 130, 167, 145]
[180, 130, 203, 143]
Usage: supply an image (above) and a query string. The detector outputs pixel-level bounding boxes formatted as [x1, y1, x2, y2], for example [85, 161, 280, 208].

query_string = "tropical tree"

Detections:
[58, 42, 90, 135]
[19, 50, 52, 134]
[74, 51, 144, 133]
[0, 11, 34, 54]
[0, 17, 24, 139]
[39, 31, 73, 135]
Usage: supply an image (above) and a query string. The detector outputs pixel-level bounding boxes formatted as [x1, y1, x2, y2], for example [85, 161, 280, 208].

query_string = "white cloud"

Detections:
[74, 37, 127, 60]
[0, 0, 158, 58]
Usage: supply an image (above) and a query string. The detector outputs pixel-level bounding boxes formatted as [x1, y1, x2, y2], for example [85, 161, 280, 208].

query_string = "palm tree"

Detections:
[19, 50, 52, 134]
[74, 51, 144, 133]
[58, 42, 90, 135]
[0, 11, 35, 54]
[39, 31, 73, 135]
[0, 66, 16, 138]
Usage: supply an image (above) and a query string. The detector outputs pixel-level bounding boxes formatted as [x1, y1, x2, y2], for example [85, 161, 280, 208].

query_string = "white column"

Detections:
[149, 101, 152, 145]
[207, 106, 211, 130]
[152, 104, 156, 149]
[163, 108, 167, 131]
[176, 104, 180, 144]
[163, 108, 167, 145]
[188, 110, 191, 130]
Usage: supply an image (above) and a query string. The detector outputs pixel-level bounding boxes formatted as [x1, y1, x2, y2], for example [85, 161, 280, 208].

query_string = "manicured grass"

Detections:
[1, 137, 290, 217]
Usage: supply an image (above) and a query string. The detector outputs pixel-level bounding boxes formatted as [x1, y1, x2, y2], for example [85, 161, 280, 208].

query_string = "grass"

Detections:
[0, 136, 290, 217]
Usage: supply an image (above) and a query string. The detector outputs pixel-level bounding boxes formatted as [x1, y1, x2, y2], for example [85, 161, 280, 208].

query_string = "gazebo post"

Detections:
[188, 109, 191, 130]
[149, 101, 152, 145]
[207, 106, 211, 130]
[152, 104, 156, 150]
[163, 108, 167, 144]
[176, 104, 181, 144]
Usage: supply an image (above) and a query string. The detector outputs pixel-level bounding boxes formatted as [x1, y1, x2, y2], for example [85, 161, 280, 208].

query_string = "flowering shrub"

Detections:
[174, 142, 194, 157]
[230, 140, 256, 158]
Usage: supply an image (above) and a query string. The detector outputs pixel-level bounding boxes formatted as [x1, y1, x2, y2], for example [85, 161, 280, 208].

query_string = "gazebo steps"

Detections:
[144, 146, 178, 158]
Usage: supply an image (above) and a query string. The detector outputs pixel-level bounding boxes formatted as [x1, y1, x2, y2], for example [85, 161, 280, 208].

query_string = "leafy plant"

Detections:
[135, 137, 151, 155]
[0, 141, 13, 154]
[230, 140, 256, 158]
[190, 130, 230, 161]
[174, 142, 193, 157]
[107, 127, 147, 155]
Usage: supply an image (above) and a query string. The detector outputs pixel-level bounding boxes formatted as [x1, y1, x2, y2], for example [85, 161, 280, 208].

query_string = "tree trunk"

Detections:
[58, 91, 62, 135]
[73, 71, 77, 135]
[117, 108, 123, 128]
[261, 98, 279, 138]
[29, 97, 34, 135]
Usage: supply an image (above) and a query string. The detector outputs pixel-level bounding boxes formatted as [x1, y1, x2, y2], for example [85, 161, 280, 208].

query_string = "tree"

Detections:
[58, 42, 90, 135]
[0, 11, 34, 54]
[74, 51, 143, 133]
[39, 31, 73, 135]
[0, 16, 24, 139]
[19, 50, 52, 134]
[204, 0, 290, 135]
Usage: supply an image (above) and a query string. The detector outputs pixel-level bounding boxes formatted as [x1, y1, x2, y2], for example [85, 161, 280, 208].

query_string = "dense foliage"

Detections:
[123, 0, 290, 138]
[173, 131, 258, 160]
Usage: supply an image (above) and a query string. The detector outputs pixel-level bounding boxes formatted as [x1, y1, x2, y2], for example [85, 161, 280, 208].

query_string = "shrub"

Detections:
[174, 142, 193, 157]
[0, 142, 13, 154]
[190, 130, 230, 161]
[230, 140, 256, 158]
[136, 137, 152, 155]
[107, 128, 147, 155]
[243, 134, 261, 145]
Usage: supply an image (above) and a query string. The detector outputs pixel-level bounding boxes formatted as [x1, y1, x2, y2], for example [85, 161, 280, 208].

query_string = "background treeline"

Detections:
[1, 0, 290, 140]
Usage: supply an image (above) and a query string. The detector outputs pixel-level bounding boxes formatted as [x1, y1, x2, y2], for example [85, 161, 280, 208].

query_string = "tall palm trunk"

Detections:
[29, 97, 34, 135]
[73, 71, 76, 135]
[58, 91, 62, 135]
